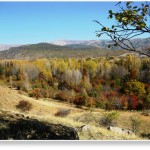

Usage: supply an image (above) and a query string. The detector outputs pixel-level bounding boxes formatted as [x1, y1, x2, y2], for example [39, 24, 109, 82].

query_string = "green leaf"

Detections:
[102, 27, 106, 31]
[109, 14, 113, 18]
[133, 6, 137, 9]
[126, 2, 131, 7]
[109, 10, 113, 14]
[96, 33, 103, 37]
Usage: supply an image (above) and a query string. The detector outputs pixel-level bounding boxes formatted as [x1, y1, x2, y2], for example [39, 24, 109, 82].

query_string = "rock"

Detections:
[0, 110, 79, 140]
[107, 126, 123, 134]
[79, 125, 93, 132]
[108, 126, 134, 135]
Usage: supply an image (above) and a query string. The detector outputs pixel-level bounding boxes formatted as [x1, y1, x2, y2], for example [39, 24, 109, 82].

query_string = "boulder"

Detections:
[108, 126, 134, 135]
[0, 110, 79, 140]
[78, 125, 93, 132]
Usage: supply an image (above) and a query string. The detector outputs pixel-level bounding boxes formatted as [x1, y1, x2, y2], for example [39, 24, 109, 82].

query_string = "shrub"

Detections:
[33, 88, 41, 99]
[105, 97, 118, 110]
[100, 111, 119, 127]
[55, 90, 75, 102]
[96, 100, 106, 109]
[16, 100, 32, 112]
[54, 109, 70, 117]
[130, 116, 141, 134]
[95, 95, 107, 109]
[88, 89, 98, 97]
[73, 94, 86, 107]
[85, 97, 96, 108]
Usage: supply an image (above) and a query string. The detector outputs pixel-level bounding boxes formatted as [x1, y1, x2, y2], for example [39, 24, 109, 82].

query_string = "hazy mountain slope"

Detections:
[49, 38, 150, 49]
[0, 44, 20, 51]
[49, 40, 110, 48]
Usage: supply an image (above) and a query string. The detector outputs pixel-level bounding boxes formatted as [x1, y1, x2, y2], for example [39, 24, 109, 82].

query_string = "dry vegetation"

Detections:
[0, 85, 149, 140]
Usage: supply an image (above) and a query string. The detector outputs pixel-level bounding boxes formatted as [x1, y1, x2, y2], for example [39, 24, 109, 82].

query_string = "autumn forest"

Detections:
[0, 54, 150, 111]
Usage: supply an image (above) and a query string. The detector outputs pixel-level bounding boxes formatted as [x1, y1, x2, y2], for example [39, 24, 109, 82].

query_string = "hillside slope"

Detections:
[0, 85, 147, 140]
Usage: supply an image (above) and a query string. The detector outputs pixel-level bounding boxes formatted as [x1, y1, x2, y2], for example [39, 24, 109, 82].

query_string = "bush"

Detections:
[85, 97, 96, 108]
[88, 89, 98, 97]
[33, 88, 41, 99]
[130, 116, 141, 134]
[96, 101, 105, 109]
[100, 111, 119, 127]
[73, 94, 86, 107]
[55, 90, 74, 102]
[54, 109, 70, 117]
[16, 100, 32, 112]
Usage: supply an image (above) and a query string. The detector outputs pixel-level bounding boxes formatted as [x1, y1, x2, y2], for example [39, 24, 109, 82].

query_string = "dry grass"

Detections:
[0, 85, 149, 140]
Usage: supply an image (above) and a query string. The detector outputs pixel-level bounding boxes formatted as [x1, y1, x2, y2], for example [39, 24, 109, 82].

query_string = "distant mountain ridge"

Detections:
[1, 37, 150, 51]
[49, 38, 150, 50]
[0, 42, 125, 60]
[0, 37, 149, 59]
[48, 39, 110, 48]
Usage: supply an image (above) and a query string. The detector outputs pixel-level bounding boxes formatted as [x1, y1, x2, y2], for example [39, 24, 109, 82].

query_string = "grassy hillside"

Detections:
[0, 85, 149, 140]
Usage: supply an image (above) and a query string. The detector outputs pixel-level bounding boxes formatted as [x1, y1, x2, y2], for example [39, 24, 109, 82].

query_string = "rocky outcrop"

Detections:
[0, 110, 79, 140]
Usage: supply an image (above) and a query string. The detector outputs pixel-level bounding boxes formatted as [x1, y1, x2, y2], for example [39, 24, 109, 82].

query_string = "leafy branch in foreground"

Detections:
[95, 1, 150, 57]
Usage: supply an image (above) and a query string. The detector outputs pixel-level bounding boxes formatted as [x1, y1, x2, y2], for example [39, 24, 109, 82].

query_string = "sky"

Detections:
[0, 1, 149, 44]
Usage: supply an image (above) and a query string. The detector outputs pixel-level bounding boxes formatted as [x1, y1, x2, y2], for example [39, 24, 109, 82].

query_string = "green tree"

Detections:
[95, 2, 150, 56]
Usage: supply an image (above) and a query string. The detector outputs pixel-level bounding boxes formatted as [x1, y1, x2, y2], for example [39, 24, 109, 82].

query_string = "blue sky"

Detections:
[0, 2, 149, 44]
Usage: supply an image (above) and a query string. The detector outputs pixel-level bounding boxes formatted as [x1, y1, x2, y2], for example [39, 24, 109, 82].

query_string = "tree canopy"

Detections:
[95, 1, 150, 57]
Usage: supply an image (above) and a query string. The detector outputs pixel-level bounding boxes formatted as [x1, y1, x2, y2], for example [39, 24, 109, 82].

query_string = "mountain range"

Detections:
[0, 38, 149, 59]
[48, 38, 150, 50]
[48, 39, 110, 48]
